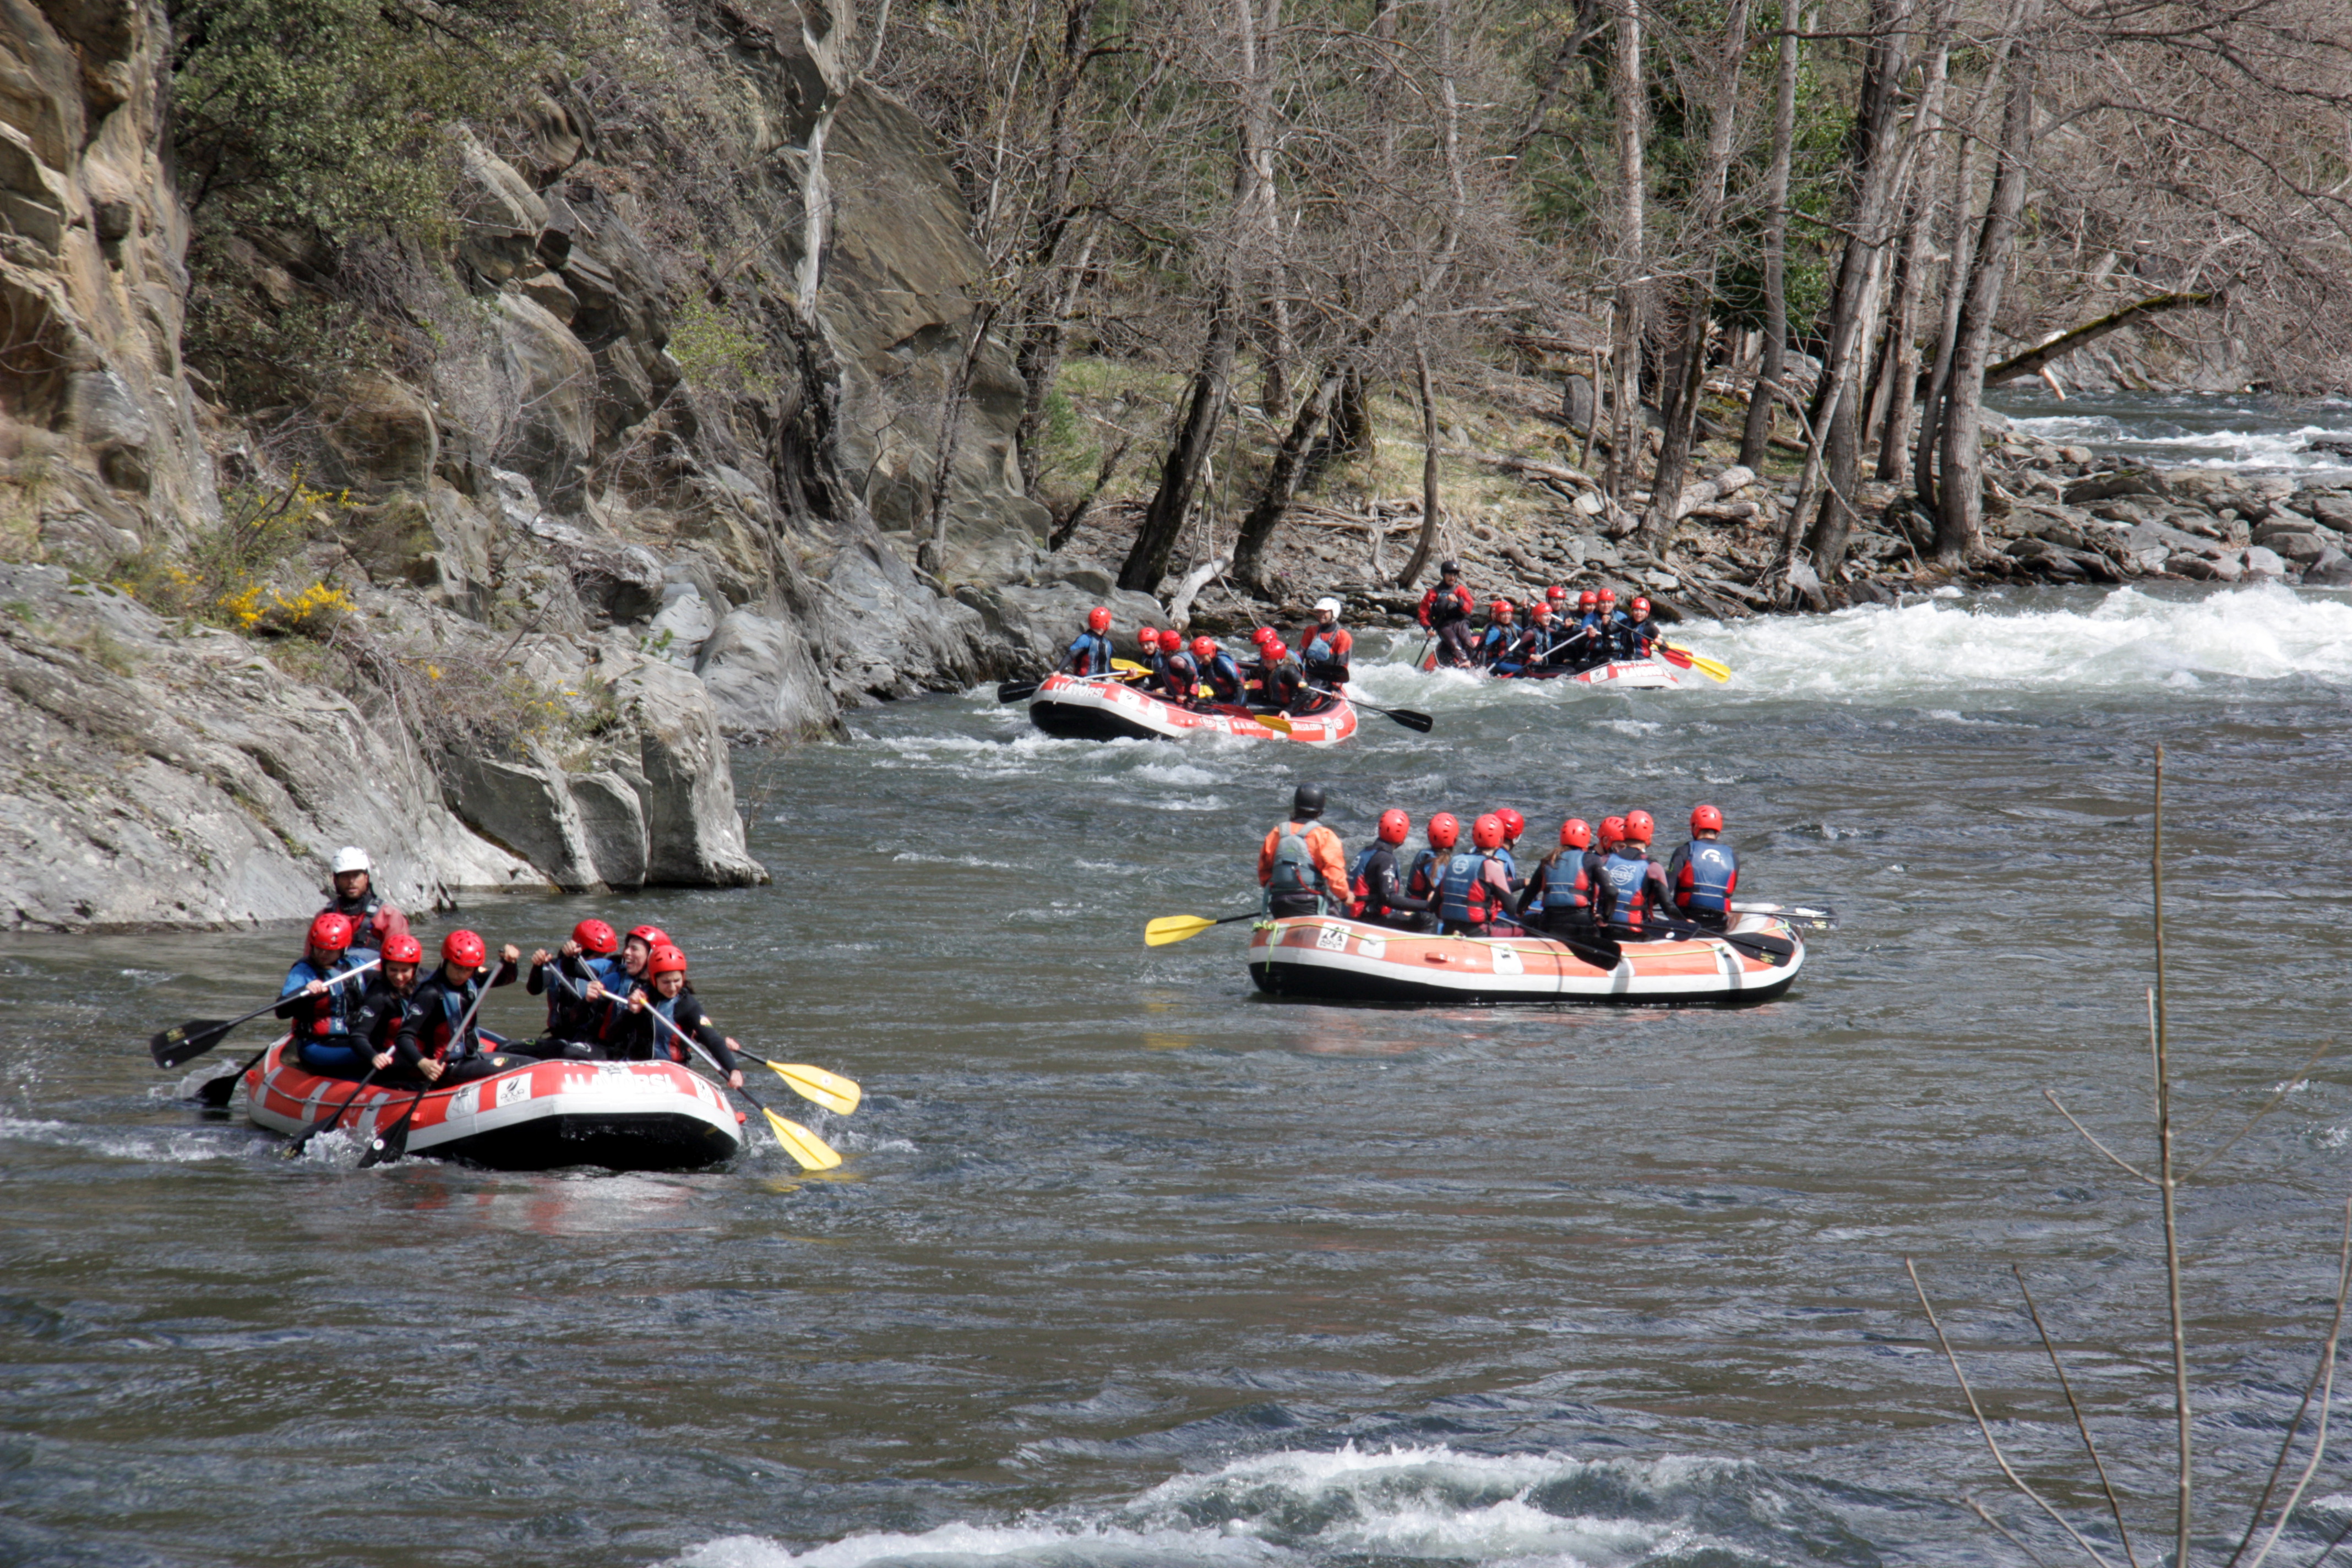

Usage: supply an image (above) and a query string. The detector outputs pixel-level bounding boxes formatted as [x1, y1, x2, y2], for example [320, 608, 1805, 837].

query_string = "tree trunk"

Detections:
[1015, 221, 1101, 497]
[1398, 341, 1445, 587]
[1933, 10, 2041, 566]
[919, 299, 1004, 581]
[1736, 1, 1804, 471]
[1119, 286, 1240, 591]
[1012, 0, 1107, 497]
[1606, 0, 1646, 504]
[1915, 12, 2008, 509]
[1868, 32, 1951, 483]
[1239, 0, 1288, 418]
[1638, 0, 1753, 547]
[1332, 367, 1371, 458]
[1231, 364, 1347, 586]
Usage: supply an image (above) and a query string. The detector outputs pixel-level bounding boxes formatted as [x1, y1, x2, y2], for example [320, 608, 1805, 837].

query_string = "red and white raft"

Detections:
[1246, 912, 1801, 1005]
[1028, 672, 1359, 744]
[246, 1040, 746, 1171]
[1494, 658, 1683, 689]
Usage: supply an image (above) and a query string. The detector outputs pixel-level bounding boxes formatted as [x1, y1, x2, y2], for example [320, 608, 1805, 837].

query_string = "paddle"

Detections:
[359, 961, 499, 1168]
[1255, 710, 1294, 735]
[996, 678, 1042, 703]
[1145, 911, 1262, 946]
[1517, 924, 1622, 968]
[1309, 685, 1433, 733]
[1729, 900, 1838, 930]
[640, 1003, 842, 1171]
[153, 960, 383, 1069]
[1658, 642, 1731, 682]
[1644, 916, 1797, 963]
[284, 1067, 380, 1157]
[546, 967, 864, 1118]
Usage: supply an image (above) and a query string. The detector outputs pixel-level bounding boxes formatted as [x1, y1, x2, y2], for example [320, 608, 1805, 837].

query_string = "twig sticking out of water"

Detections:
[1906, 1257, 2125, 1568]
[2015, 1266, 2141, 1568]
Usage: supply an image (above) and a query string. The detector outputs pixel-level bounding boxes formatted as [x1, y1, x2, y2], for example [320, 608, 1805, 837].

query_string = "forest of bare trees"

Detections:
[874, 0, 2352, 601]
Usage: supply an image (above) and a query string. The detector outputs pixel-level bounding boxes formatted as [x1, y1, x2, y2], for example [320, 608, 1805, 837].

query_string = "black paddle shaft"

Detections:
[151, 960, 381, 1067]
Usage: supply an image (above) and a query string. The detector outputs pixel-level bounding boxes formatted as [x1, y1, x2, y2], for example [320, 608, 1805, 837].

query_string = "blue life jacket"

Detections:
[1065, 630, 1115, 676]
[647, 993, 688, 1063]
[1540, 854, 1593, 914]
[280, 952, 368, 1037]
[1438, 850, 1502, 927]
[1406, 847, 1444, 900]
[1202, 652, 1244, 703]
[1600, 850, 1657, 930]
[1677, 840, 1738, 915]
[1301, 628, 1344, 668]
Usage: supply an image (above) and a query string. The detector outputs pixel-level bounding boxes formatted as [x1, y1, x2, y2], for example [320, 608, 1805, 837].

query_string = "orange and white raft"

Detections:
[1028, 672, 1359, 745]
[1246, 912, 1801, 1005]
[247, 1040, 745, 1170]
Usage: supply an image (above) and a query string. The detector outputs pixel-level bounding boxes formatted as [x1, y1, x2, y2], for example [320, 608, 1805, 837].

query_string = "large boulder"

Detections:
[454, 133, 550, 284]
[0, 564, 542, 930]
[696, 609, 836, 737]
[495, 293, 599, 510]
[2252, 525, 2336, 567]
[2064, 471, 2170, 505]
[2305, 493, 2352, 532]
[612, 660, 767, 886]
[314, 373, 439, 493]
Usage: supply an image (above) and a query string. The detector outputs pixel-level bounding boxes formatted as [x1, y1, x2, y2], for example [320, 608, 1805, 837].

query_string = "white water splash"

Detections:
[1354, 584, 2352, 709]
[671, 1444, 1757, 1568]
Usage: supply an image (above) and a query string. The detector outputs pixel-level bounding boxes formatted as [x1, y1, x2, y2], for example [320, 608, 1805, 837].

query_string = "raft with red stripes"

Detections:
[1028, 672, 1360, 744]
[246, 1040, 746, 1170]
[1246, 912, 1800, 1005]
[1494, 658, 1684, 688]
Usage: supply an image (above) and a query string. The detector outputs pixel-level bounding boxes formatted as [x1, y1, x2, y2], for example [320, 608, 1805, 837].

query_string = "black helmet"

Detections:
[1439, 558, 1461, 576]
[1292, 784, 1326, 819]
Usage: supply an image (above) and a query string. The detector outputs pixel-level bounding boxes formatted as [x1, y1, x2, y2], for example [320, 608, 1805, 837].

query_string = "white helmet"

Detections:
[330, 846, 372, 875]
[1314, 596, 1342, 617]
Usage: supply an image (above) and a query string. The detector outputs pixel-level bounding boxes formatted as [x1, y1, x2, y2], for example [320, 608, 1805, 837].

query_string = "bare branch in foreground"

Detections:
[2015, 1266, 2141, 1568]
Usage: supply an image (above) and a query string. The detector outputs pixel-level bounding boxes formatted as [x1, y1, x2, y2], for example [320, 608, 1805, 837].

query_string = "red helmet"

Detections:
[382, 933, 424, 966]
[1471, 813, 1505, 851]
[1624, 809, 1655, 843]
[307, 912, 353, 952]
[1087, 606, 1112, 633]
[1496, 808, 1525, 841]
[1532, 601, 1554, 620]
[1190, 635, 1218, 661]
[442, 929, 487, 968]
[572, 918, 619, 955]
[1547, 585, 1569, 603]
[1255, 625, 1280, 646]
[1427, 812, 1461, 850]
[1598, 588, 1617, 604]
[1378, 808, 1411, 846]
[647, 944, 688, 976]
[1631, 596, 1651, 614]
[627, 924, 669, 950]
[1560, 818, 1592, 849]
[1578, 590, 1598, 609]
[1600, 814, 1626, 846]
[1491, 600, 1515, 618]
[1691, 803, 1724, 833]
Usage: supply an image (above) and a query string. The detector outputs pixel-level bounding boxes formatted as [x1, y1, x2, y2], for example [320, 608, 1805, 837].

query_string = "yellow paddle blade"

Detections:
[1256, 710, 1294, 734]
[1145, 914, 1219, 946]
[1666, 643, 1732, 682]
[763, 1108, 843, 1170]
[1112, 657, 1150, 673]
[764, 1059, 861, 1115]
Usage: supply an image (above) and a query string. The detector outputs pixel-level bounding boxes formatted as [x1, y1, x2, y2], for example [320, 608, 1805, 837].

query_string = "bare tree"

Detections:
[1735, 0, 1806, 473]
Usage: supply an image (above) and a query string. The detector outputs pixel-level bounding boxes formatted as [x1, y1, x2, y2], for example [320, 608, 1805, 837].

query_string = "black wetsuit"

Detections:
[613, 987, 741, 1076]
[391, 959, 521, 1085]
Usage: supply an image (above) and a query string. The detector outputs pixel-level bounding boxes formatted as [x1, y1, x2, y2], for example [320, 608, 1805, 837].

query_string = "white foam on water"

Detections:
[1360, 585, 2352, 707]
[670, 1445, 1744, 1568]
[0, 1112, 239, 1165]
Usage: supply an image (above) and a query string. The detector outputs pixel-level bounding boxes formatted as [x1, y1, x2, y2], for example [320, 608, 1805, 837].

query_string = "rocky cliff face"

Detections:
[0, 0, 1153, 930]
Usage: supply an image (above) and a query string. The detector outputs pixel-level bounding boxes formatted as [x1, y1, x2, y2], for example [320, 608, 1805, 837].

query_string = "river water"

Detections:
[9, 577, 2352, 1567]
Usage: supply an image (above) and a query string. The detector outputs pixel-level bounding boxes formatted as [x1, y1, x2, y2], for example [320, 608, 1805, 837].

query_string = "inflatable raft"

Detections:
[1246, 912, 1800, 1005]
[1028, 672, 1359, 744]
[246, 1040, 745, 1170]
[1504, 658, 1683, 689]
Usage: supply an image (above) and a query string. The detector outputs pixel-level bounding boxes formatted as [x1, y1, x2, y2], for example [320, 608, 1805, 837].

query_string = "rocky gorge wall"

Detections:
[0, 0, 1151, 930]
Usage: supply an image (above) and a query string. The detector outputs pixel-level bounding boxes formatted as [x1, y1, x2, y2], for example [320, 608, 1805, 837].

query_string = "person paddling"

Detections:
[322, 847, 409, 956]
[1257, 631, 1309, 714]
[1060, 607, 1117, 677]
[1406, 812, 1460, 910]
[1518, 819, 1598, 939]
[347, 934, 426, 1075]
[1418, 560, 1477, 667]
[390, 930, 522, 1086]
[1436, 813, 1518, 937]
[1146, 630, 1199, 701]
[618, 945, 744, 1090]
[1664, 804, 1739, 932]
[1298, 598, 1353, 685]
[1259, 785, 1348, 918]
[517, 919, 624, 1059]
[1347, 809, 1434, 930]
[1597, 810, 1674, 940]
[1474, 600, 1517, 668]
[1193, 635, 1244, 707]
[1615, 596, 1662, 662]
[276, 913, 377, 1079]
